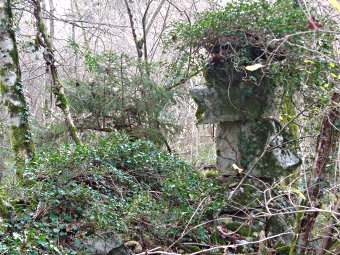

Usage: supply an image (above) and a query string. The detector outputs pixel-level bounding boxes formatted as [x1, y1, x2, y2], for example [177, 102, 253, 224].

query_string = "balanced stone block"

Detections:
[191, 58, 301, 177]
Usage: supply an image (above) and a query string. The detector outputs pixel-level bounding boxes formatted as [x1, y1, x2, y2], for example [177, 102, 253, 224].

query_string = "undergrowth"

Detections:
[0, 132, 224, 254]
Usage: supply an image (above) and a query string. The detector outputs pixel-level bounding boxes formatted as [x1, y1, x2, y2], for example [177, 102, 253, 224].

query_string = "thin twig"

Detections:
[168, 197, 207, 249]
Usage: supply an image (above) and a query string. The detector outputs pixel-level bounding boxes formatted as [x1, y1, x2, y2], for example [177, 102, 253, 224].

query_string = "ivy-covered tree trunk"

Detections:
[32, 0, 81, 144]
[0, 0, 35, 162]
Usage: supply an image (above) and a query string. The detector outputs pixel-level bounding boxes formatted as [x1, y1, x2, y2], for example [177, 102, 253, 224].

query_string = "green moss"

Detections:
[192, 95, 206, 123]
[9, 48, 19, 64]
[38, 22, 45, 33]
[10, 126, 26, 153]
[202, 60, 274, 121]
[68, 125, 81, 144]
[193, 57, 278, 125]
[0, 81, 9, 94]
[202, 169, 219, 178]
[237, 119, 301, 177]
[58, 94, 69, 107]
[224, 222, 252, 237]
[282, 95, 299, 140]
[0, 68, 6, 77]
[53, 87, 81, 144]
[238, 120, 271, 168]
[9, 124, 35, 163]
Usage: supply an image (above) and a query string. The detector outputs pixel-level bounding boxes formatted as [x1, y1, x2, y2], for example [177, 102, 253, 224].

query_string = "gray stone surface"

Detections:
[191, 59, 301, 177]
[87, 232, 133, 255]
[216, 122, 242, 175]
[190, 87, 242, 124]
[124, 241, 143, 253]
[215, 119, 300, 177]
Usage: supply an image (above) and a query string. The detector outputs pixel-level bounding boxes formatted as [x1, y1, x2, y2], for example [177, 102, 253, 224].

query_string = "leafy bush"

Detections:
[66, 52, 179, 145]
[166, 0, 338, 99]
[0, 132, 223, 254]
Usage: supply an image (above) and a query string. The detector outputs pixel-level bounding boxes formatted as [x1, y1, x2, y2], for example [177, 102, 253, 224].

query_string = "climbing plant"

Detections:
[166, 0, 338, 99]
[166, 0, 339, 254]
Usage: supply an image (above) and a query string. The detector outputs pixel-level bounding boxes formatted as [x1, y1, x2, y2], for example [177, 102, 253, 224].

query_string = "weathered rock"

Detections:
[191, 37, 301, 253]
[124, 241, 143, 253]
[216, 214, 233, 226]
[215, 122, 241, 174]
[191, 57, 301, 177]
[191, 60, 275, 124]
[216, 119, 300, 176]
[191, 87, 242, 124]
[87, 232, 133, 255]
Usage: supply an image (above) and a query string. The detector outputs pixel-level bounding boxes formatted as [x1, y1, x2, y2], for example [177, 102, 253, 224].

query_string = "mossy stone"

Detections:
[238, 119, 301, 178]
[192, 60, 275, 124]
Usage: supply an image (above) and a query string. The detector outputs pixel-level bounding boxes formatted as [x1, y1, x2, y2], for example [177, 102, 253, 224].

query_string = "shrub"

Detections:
[0, 132, 223, 254]
[66, 52, 179, 146]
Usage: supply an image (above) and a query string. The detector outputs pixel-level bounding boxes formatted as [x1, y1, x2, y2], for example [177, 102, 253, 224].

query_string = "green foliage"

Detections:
[66, 52, 179, 145]
[0, 132, 225, 254]
[166, 0, 338, 99]
[168, 0, 306, 50]
[166, 0, 303, 79]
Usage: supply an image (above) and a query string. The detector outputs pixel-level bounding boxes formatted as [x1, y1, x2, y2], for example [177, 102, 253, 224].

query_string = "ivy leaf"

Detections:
[53, 228, 60, 233]
[12, 232, 21, 240]
[62, 214, 72, 222]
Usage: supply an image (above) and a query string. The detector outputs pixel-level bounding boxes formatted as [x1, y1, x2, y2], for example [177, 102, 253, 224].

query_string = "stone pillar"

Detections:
[190, 59, 301, 178]
[216, 122, 241, 175]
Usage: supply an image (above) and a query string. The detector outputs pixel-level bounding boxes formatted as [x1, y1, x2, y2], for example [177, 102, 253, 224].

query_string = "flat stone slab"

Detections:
[190, 86, 242, 124]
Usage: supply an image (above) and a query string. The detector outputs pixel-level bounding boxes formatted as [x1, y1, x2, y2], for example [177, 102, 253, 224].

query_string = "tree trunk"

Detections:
[316, 195, 340, 255]
[31, 0, 81, 144]
[73, 0, 90, 49]
[48, 0, 55, 43]
[0, 0, 35, 163]
[0, 156, 3, 182]
[291, 92, 340, 254]
[42, 0, 54, 123]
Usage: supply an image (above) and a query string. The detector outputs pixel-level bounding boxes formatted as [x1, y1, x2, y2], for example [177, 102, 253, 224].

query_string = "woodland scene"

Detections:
[0, 0, 339, 254]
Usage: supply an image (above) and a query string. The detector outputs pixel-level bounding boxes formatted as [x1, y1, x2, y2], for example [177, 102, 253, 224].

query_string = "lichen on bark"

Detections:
[31, 0, 81, 145]
[0, 0, 35, 163]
